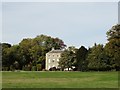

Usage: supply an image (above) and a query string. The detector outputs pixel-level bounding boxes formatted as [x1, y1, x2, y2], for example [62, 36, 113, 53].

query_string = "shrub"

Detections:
[31, 66, 37, 71]
[10, 65, 15, 71]
[49, 67, 56, 71]
[2, 67, 9, 71]
[36, 64, 42, 71]
[22, 65, 31, 71]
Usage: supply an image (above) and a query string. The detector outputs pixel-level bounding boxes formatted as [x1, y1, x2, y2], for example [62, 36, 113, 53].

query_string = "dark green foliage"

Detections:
[22, 65, 32, 71]
[10, 65, 15, 71]
[36, 64, 42, 71]
[2, 43, 11, 48]
[2, 24, 120, 71]
[107, 24, 120, 41]
[86, 24, 120, 71]
[2, 43, 11, 69]
[58, 47, 76, 71]
[31, 66, 37, 71]
[87, 44, 110, 71]
[76, 46, 88, 71]
[105, 24, 120, 71]
[2, 35, 66, 71]
[2, 44, 21, 71]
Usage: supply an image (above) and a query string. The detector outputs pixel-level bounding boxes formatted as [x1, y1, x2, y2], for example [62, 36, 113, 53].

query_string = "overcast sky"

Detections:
[2, 2, 118, 48]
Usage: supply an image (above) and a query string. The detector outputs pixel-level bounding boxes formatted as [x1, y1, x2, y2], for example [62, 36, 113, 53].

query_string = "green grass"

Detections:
[2, 71, 118, 88]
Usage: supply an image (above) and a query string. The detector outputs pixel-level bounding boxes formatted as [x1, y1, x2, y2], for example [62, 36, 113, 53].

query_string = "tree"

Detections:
[105, 24, 120, 71]
[104, 39, 120, 71]
[58, 47, 76, 71]
[68, 46, 77, 53]
[76, 46, 88, 71]
[19, 38, 33, 66]
[87, 44, 110, 71]
[2, 43, 23, 70]
[14, 61, 19, 70]
[34, 35, 66, 50]
[36, 64, 42, 71]
[32, 35, 66, 70]
[16, 34, 66, 71]
[29, 45, 42, 63]
[2, 43, 12, 70]
[106, 24, 120, 41]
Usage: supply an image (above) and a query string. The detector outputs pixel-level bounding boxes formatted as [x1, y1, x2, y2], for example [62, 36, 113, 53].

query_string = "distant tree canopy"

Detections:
[58, 24, 120, 71]
[105, 24, 120, 71]
[1, 24, 120, 71]
[58, 46, 77, 71]
[2, 35, 66, 71]
[76, 46, 88, 71]
[87, 44, 110, 71]
[106, 24, 120, 41]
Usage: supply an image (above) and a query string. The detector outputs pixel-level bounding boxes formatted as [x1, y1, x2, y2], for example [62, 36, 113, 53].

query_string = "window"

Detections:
[48, 59, 50, 63]
[52, 59, 55, 62]
[57, 59, 59, 62]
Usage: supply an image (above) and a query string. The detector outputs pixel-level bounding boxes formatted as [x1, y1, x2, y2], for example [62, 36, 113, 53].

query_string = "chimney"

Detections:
[52, 47, 55, 51]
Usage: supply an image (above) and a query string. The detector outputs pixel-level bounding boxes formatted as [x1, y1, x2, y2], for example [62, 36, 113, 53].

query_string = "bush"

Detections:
[10, 65, 15, 71]
[2, 67, 9, 71]
[31, 66, 37, 71]
[22, 65, 31, 71]
[36, 64, 42, 71]
[56, 68, 60, 71]
[49, 67, 56, 71]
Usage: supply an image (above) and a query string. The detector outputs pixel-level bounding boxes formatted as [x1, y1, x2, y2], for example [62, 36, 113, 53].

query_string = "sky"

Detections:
[2, 2, 118, 48]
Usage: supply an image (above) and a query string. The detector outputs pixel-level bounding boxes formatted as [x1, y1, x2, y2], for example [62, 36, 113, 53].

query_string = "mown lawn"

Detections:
[2, 71, 118, 88]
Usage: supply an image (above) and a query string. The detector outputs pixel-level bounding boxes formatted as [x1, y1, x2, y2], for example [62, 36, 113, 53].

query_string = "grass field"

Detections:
[2, 71, 118, 88]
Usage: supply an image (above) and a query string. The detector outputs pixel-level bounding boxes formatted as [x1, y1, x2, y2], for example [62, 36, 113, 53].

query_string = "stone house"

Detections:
[45, 48, 63, 70]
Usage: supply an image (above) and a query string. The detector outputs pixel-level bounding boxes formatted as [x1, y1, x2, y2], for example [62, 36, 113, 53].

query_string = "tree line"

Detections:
[1, 35, 66, 71]
[1, 24, 120, 71]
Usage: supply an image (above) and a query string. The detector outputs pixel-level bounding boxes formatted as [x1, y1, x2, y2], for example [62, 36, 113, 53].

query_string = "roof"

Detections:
[48, 50, 64, 53]
[47, 47, 64, 54]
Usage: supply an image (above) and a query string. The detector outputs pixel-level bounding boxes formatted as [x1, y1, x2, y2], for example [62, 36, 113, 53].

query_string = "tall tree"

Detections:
[2, 43, 12, 70]
[107, 24, 120, 40]
[2, 35, 66, 71]
[58, 47, 76, 71]
[34, 35, 66, 50]
[32, 35, 66, 69]
[2, 43, 22, 70]
[87, 44, 111, 71]
[18, 34, 66, 70]
[19, 38, 33, 66]
[76, 46, 88, 71]
[105, 24, 120, 71]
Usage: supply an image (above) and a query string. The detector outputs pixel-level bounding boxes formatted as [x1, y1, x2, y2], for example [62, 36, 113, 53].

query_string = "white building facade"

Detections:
[45, 48, 63, 70]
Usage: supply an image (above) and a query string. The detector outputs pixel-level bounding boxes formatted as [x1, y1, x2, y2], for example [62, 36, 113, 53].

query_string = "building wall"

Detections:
[46, 52, 61, 70]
